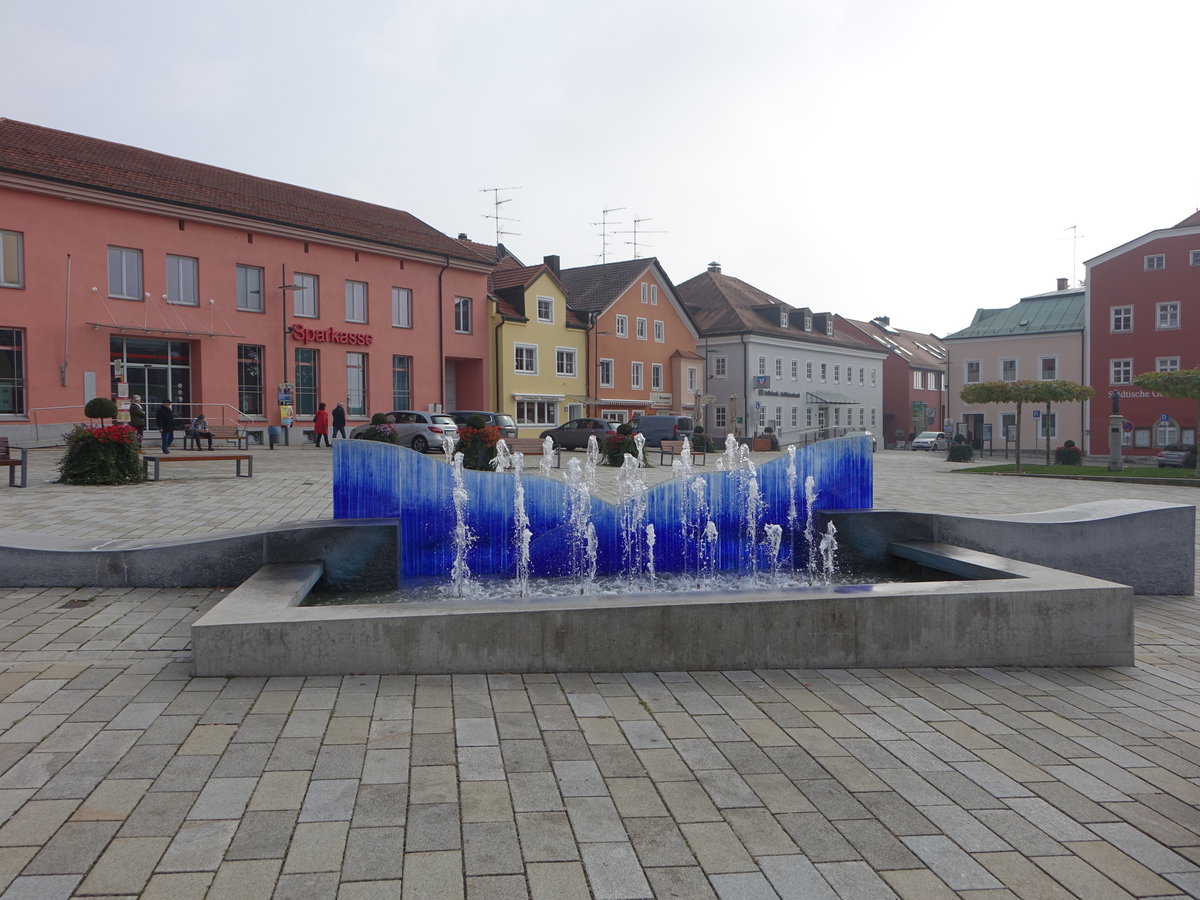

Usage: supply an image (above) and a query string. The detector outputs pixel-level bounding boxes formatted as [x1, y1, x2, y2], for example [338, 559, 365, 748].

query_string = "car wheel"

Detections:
[411, 435, 429, 453]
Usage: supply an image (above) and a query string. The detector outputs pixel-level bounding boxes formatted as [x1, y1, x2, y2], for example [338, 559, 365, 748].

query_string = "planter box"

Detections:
[751, 437, 774, 452]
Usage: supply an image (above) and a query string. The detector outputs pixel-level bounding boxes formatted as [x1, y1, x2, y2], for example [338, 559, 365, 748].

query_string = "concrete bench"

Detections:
[183, 424, 249, 450]
[502, 438, 560, 468]
[143, 453, 253, 481]
[0, 437, 28, 488]
[658, 439, 706, 466]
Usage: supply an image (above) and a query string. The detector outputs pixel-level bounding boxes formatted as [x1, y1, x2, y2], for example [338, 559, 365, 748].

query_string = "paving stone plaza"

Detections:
[0, 446, 1198, 899]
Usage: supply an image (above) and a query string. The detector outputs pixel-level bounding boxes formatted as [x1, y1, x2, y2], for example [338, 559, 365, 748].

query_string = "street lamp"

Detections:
[278, 273, 305, 385]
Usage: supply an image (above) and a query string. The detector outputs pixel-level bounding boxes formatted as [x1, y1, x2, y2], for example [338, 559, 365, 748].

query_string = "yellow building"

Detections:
[489, 257, 588, 436]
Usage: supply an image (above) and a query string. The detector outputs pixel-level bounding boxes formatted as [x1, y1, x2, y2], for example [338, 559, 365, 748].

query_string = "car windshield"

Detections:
[916, 432, 939, 440]
[494, 415, 515, 427]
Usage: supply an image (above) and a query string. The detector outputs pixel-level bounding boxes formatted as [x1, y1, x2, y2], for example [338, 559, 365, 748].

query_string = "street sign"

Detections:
[1161, 413, 1170, 422]
[1122, 421, 1133, 433]
[1032, 410, 1040, 418]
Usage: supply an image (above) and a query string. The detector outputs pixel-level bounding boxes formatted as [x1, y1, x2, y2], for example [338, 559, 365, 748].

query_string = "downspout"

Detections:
[437, 255, 449, 411]
[743, 333, 750, 438]
[61, 253, 71, 386]
[493, 312, 504, 412]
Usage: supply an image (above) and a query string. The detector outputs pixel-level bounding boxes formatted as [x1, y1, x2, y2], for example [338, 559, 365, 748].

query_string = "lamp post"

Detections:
[277, 269, 305, 429]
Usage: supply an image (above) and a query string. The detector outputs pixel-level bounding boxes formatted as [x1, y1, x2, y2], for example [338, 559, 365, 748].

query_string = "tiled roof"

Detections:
[840, 317, 947, 369]
[942, 288, 1085, 340]
[0, 118, 488, 264]
[559, 258, 655, 315]
[1174, 210, 1200, 228]
[675, 270, 878, 352]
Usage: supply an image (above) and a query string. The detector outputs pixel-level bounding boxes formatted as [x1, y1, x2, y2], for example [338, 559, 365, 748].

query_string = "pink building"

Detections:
[0, 119, 491, 442]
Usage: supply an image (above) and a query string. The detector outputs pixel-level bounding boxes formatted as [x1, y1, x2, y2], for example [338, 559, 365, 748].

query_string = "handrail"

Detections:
[27, 401, 263, 442]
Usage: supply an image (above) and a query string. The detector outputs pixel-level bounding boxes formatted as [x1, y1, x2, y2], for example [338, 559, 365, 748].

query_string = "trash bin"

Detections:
[268, 426, 282, 450]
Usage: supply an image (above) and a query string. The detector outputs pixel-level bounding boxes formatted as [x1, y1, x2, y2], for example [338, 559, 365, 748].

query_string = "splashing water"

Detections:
[563, 457, 598, 593]
[786, 446, 799, 575]
[646, 523, 656, 585]
[764, 523, 783, 580]
[585, 435, 600, 482]
[818, 521, 839, 585]
[448, 452, 474, 598]
[539, 436, 555, 478]
[511, 455, 531, 597]
[718, 431, 738, 470]
[803, 475, 819, 583]
[616, 451, 650, 584]
[442, 433, 457, 458]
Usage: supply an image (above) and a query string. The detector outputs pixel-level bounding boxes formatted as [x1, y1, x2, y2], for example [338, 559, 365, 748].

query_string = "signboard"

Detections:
[1161, 413, 1170, 422]
[1122, 421, 1133, 433]
[1032, 410, 1040, 418]
[700, 394, 716, 404]
[754, 376, 771, 388]
[912, 401, 924, 413]
[649, 392, 672, 407]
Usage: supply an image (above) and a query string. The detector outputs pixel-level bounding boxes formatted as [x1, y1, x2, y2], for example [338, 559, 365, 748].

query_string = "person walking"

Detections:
[331, 402, 347, 440]
[155, 400, 176, 453]
[129, 395, 146, 444]
[313, 402, 331, 447]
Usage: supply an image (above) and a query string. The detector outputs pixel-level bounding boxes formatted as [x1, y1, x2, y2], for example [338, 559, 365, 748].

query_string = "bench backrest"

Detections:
[505, 439, 551, 454]
[0, 437, 9, 460]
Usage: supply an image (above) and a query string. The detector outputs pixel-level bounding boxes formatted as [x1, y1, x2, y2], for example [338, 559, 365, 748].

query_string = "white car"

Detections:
[910, 431, 950, 451]
[350, 410, 458, 453]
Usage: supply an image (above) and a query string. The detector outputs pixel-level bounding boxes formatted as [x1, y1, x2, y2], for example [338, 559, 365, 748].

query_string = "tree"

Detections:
[959, 380, 1092, 472]
[1133, 368, 1200, 474]
[83, 397, 117, 424]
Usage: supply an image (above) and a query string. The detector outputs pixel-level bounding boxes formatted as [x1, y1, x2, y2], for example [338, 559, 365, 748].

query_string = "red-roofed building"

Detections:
[0, 119, 492, 441]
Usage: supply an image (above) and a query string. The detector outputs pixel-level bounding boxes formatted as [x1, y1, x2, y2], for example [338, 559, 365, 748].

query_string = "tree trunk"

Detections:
[1014, 400, 1023, 472]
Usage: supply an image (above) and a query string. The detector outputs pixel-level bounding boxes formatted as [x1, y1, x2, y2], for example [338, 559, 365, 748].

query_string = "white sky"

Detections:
[6, 0, 1200, 336]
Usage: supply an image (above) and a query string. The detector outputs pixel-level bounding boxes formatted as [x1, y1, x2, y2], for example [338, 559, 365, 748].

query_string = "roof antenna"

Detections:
[480, 186, 521, 246]
[615, 216, 667, 259]
[1063, 224, 1086, 287]
[592, 207, 625, 263]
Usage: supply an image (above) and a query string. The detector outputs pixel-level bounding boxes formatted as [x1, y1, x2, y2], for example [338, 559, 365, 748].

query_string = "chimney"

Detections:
[1056, 277, 1069, 291]
[457, 233, 469, 241]
[707, 261, 721, 273]
[543, 255, 561, 275]
[873, 315, 890, 326]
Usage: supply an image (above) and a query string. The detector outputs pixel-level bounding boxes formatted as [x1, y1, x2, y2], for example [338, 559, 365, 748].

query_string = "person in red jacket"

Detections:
[313, 402, 331, 447]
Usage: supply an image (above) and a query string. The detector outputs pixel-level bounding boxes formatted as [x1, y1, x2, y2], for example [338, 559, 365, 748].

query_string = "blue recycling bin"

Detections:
[267, 426, 282, 449]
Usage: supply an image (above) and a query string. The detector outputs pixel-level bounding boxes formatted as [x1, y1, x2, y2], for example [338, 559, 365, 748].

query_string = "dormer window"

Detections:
[780, 308, 789, 328]
[804, 314, 813, 332]
[824, 319, 833, 336]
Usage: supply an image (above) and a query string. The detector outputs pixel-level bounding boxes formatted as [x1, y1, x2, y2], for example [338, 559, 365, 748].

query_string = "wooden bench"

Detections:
[183, 424, 250, 450]
[501, 438, 560, 468]
[143, 453, 253, 481]
[658, 439, 706, 466]
[0, 438, 28, 488]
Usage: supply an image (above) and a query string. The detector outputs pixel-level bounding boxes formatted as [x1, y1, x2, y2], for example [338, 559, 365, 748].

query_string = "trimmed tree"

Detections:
[1133, 368, 1200, 475]
[961, 380, 1094, 471]
[1026, 380, 1095, 466]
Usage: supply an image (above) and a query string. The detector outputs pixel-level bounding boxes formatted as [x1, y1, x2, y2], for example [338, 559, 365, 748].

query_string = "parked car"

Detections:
[629, 414, 695, 448]
[1156, 443, 1197, 468]
[449, 410, 518, 440]
[910, 431, 950, 451]
[538, 418, 619, 450]
[350, 410, 458, 453]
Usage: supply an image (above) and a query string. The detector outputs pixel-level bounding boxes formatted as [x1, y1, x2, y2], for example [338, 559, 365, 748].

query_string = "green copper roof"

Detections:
[943, 288, 1084, 339]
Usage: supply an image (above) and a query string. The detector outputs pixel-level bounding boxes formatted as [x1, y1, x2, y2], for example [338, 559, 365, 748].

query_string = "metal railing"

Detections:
[26, 401, 263, 442]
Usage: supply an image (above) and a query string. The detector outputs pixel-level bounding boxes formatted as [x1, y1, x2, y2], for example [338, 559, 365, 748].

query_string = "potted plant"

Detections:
[751, 427, 777, 452]
[1054, 439, 1082, 465]
[453, 414, 500, 470]
[946, 433, 974, 462]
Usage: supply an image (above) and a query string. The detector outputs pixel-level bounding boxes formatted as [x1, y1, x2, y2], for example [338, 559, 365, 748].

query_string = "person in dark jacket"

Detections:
[312, 402, 331, 447]
[331, 402, 347, 440]
[129, 394, 146, 443]
[155, 400, 176, 453]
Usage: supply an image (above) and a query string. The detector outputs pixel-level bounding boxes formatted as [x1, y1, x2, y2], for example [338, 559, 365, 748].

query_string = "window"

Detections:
[650, 284, 658, 305]
[1110, 358, 1132, 384]
[615, 315, 628, 337]
[1001, 358, 1017, 382]
[454, 296, 472, 333]
[345, 280, 368, 323]
[715, 406, 727, 428]
[913, 371, 923, 390]
[1157, 356, 1180, 372]
[1038, 357, 1058, 380]
[820, 363, 827, 383]
[714, 356, 727, 378]
[806, 362, 813, 382]
[599, 358, 614, 388]
[293, 273, 318, 318]
[236, 265, 264, 312]
[346, 352, 367, 416]
[780, 308, 789, 328]
[1191, 250, 1200, 267]
[392, 355, 412, 409]
[833, 407, 840, 426]
[687, 366, 697, 393]
[1145, 254, 1165, 271]
[651, 363, 663, 391]
[236, 344, 264, 416]
[537, 296, 554, 323]
[516, 400, 557, 426]
[640, 283, 648, 304]
[965, 361, 980, 384]
[870, 408, 877, 426]
[824, 319, 833, 336]
[631, 362, 644, 390]
[859, 408, 864, 426]
[108, 246, 143, 299]
[759, 407, 767, 428]
[653, 320, 664, 342]
[790, 407, 798, 427]
[0, 328, 25, 414]
[774, 406, 782, 427]
[0, 231, 23, 288]
[803, 314, 813, 332]
[774, 358, 783, 378]
[870, 368, 877, 387]
[791, 360, 798, 380]
[1157, 301, 1180, 329]
[758, 357, 767, 376]
[294, 348, 318, 416]
[1111, 306, 1132, 332]
[392, 287, 412, 328]
[858, 368, 864, 385]
[833, 365, 840, 383]
[1002, 413, 1017, 442]
[166, 255, 198, 305]
[1039, 412, 1057, 440]
[636, 317, 647, 340]
[556, 348, 577, 377]
[514, 344, 538, 374]
[806, 407, 813, 427]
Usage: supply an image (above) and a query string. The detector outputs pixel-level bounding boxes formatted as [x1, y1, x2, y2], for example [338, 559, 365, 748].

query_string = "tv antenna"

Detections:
[480, 186, 521, 246]
[615, 216, 667, 259]
[1063, 224, 1086, 286]
[592, 206, 625, 264]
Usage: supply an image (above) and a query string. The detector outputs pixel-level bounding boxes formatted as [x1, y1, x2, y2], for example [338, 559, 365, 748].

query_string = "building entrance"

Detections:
[109, 337, 192, 419]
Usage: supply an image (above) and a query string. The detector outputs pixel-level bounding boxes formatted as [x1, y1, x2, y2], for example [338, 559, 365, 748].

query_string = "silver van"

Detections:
[630, 414, 695, 448]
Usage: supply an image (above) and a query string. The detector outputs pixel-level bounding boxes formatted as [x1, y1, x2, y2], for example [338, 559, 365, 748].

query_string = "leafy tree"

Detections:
[959, 380, 1092, 472]
[1133, 368, 1200, 474]
[84, 396, 117, 424]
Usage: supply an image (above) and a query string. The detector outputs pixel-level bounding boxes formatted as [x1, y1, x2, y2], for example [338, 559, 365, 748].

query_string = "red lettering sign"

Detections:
[287, 326, 374, 346]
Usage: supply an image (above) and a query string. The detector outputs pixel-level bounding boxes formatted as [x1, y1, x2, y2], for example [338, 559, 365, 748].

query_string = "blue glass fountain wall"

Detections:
[332, 436, 873, 580]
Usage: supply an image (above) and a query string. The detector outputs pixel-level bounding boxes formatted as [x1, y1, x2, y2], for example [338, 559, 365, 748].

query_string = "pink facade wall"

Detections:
[1, 185, 488, 433]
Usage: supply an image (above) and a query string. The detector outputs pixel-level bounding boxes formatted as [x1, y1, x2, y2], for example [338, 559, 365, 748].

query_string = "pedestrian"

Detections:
[331, 402, 347, 440]
[155, 400, 176, 453]
[129, 394, 146, 443]
[189, 413, 214, 450]
[313, 402, 331, 447]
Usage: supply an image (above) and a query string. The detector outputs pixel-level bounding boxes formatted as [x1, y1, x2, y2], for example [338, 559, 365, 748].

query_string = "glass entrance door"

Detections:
[110, 337, 191, 424]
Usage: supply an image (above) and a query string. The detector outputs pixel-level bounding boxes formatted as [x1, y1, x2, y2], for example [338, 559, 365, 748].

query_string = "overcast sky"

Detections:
[7, 0, 1199, 336]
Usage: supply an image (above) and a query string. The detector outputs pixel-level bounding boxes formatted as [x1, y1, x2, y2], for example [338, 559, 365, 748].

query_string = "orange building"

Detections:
[0, 119, 491, 442]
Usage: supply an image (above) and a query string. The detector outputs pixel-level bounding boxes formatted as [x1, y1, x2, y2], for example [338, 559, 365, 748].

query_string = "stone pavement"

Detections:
[0, 445, 1198, 898]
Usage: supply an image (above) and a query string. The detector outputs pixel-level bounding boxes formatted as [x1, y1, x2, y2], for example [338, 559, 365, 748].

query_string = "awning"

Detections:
[806, 391, 858, 405]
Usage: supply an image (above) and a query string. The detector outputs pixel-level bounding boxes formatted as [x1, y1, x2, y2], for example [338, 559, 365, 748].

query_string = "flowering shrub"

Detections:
[353, 423, 399, 444]
[454, 424, 501, 470]
[603, 431, 641, 467]
[58, 423, 146, 485]
[1054, 440, 1083, 465]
